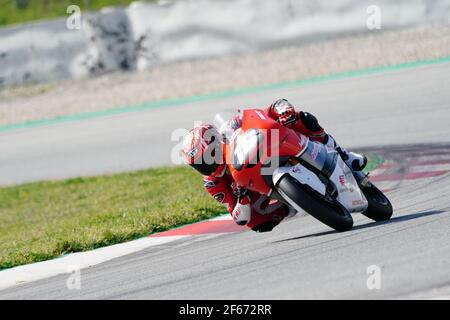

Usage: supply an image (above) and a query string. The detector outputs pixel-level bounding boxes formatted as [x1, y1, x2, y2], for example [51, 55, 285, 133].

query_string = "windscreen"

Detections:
[213, 111, 242, 144]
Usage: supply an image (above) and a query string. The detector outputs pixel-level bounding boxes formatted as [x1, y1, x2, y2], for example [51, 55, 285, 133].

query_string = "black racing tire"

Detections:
[277, 175, 353, 232]
[360, 184, 393, 221]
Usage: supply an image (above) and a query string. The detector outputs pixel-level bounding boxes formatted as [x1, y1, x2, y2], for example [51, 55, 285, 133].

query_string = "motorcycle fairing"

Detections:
[272, 164, 326, 195]
[272, 158, 368, 213]
[329, 157, 368, 213]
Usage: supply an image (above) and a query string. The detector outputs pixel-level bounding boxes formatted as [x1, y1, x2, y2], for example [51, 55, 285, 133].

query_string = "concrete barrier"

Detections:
[1, 0, 449, 87]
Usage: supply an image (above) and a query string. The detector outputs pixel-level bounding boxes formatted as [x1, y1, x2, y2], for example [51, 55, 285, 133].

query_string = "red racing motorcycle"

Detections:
[214, 109, 393, 231]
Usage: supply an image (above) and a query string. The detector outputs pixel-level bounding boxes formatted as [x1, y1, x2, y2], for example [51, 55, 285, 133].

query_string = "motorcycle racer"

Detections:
[182, 99, 367, 232]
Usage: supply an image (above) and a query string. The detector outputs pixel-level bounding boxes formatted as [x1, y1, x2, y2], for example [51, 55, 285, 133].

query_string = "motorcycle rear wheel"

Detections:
[277, 175, 353, 232]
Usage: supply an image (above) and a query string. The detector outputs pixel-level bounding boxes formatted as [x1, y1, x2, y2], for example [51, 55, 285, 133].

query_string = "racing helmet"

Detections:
[182, 124, 225, 176]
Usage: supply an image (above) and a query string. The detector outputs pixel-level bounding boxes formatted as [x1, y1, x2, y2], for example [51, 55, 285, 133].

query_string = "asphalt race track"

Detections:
[0, 63, 449, 299]
[1, 63, 450, 185]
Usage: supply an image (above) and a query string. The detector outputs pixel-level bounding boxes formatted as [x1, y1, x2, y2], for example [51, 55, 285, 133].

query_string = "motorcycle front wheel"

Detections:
[359, 183, 393, 221]
[277, 175, 353, 232]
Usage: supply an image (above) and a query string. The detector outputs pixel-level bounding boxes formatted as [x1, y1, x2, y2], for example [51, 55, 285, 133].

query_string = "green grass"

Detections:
[0, 155, 383, 270]
[0, 166, 224, 270]
[363, 154, 384, 173]
[0, 0, 156, 26]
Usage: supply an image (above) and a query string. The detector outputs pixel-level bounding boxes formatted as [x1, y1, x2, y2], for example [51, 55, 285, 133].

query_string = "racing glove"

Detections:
[269, 99, 298, 126]
[232, 186, 251, 225]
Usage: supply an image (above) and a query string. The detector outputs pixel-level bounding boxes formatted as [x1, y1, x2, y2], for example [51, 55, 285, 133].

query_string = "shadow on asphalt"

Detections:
[274, 209, 446, 243]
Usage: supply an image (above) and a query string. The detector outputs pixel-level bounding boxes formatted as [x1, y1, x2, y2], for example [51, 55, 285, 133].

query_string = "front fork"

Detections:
[352, 170, 372, 188]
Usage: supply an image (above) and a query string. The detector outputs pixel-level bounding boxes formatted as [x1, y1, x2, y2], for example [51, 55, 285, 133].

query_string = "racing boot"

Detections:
[324, 135, 367, 171]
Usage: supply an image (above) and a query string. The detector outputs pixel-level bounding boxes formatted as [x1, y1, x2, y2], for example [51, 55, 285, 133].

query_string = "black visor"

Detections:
[190, 162, 220, 176]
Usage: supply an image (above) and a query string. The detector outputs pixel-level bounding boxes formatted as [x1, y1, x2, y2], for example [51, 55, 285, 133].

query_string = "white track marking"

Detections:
[209, 214, 233, 221]
[0, 235, 185, 291]
[0, 214, 235, 291]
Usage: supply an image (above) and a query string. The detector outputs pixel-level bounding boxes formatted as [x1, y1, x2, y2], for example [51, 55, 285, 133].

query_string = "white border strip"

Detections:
[0, 235, 186, 291]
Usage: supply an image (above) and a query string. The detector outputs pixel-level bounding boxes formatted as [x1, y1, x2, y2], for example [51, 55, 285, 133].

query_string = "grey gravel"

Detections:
[1, 24, 450, 126]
